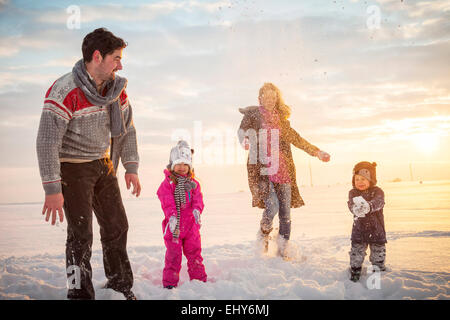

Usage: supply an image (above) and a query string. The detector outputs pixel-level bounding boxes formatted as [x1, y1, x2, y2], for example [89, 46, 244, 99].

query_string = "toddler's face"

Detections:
[174, 163, 190, 175]
[354, 174, 370, 191]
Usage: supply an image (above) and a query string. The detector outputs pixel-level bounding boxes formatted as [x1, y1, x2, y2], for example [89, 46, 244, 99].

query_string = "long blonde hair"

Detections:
[258, 82, 291, 120]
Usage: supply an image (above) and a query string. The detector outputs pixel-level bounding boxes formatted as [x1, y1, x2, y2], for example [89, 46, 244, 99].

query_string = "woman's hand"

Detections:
[241, 137, 250, 150]
[317, 150, 330, 162]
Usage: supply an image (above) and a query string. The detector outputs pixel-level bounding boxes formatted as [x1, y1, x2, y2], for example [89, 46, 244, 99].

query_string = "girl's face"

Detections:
[259, 89, 277, 111]
[173, 163, 190, 175]
[354, 174, 370, 191]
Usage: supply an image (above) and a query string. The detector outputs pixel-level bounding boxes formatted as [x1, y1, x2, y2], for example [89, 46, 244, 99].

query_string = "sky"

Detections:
[0, 0, 449, 203]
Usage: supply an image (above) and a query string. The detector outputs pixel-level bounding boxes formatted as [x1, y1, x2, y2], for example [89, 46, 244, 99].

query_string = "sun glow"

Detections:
[413, 133, 440, 154]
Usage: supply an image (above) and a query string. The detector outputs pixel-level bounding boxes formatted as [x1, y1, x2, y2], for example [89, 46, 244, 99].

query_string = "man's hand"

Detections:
[125, 173, 141, 197]
[42, 193, 64, 225]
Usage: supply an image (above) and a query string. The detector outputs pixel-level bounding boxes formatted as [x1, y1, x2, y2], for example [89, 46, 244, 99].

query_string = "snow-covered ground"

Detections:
[0, 180, 449, 300]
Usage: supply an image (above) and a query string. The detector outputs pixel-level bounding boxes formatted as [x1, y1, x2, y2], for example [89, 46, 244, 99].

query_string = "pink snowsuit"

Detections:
[157, 169, 207, 287]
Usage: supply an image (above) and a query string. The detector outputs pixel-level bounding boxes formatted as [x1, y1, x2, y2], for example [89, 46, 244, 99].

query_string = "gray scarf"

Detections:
[173, 174, 197, 238]
[72, 59, 127, 137]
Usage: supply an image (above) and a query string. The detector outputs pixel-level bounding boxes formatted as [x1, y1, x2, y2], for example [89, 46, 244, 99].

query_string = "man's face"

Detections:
[98, 48, 123, 82]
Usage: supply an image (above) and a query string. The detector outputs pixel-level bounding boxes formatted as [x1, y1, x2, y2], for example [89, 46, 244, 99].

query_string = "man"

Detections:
[36, 28, 141, 300]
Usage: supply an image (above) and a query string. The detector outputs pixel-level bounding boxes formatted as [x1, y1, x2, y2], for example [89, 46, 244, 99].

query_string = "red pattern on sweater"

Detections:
[259, 106, 291, 184]
[46, 84, 129, 115]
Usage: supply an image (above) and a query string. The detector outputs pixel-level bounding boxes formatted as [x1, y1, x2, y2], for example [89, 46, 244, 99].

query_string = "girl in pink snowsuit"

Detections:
[157, 140, 207, 288]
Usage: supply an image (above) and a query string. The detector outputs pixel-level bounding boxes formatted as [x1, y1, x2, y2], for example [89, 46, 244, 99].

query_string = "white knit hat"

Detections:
[168, 140, 193, 170]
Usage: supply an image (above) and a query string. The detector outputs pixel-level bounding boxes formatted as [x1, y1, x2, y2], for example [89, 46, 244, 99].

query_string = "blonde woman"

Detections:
[238, 83, 330, 259]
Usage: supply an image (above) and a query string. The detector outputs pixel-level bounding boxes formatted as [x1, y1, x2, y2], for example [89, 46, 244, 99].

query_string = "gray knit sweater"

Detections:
[36, 72, 139, 195]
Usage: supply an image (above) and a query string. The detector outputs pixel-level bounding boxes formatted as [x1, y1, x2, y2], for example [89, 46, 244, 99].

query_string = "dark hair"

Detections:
[82, 28, 127, 62]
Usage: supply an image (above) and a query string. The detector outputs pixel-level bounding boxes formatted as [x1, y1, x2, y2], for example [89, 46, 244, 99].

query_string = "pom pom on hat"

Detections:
[167, 140, 194, 171]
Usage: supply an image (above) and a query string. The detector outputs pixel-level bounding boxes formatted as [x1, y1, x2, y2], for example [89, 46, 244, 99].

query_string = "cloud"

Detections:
[0, 114, 39, 128]
[0, 45, 19, 57]
[5, 56, 79, 70]
[1, 0, 449, 171]
[0, 72, 58, 94]
[35, 1, 230, 24]
[405, 0, 450, 18]
[0, 29, 81, 58]
[0, 0, 9, 11]
[304, 115, 450, 153]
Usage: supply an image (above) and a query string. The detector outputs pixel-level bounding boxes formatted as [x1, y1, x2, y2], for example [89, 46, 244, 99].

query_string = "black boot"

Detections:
[164, 285, 176, 289]
[102, 282, 136, 300]
[350, 267, 362, 282]
[123, 290, 137, 300]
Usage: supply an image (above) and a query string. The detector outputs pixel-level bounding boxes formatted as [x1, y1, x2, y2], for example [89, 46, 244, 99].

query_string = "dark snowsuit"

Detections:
[348, 186, 387, 269]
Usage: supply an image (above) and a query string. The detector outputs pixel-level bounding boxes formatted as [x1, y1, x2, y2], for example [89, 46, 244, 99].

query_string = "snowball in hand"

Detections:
[352, 196, 370, 217]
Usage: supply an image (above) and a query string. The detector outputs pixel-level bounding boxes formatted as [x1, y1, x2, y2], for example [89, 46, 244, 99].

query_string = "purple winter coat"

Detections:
[348, 186, 387, 244]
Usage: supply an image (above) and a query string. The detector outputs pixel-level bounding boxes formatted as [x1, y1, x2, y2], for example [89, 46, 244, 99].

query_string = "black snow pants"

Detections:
[61, 158, 133, 300]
